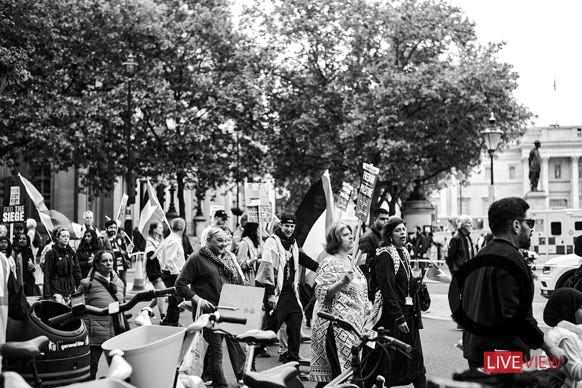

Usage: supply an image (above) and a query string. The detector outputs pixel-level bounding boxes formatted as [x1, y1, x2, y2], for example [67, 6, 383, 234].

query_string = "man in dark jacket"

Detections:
[175, 227, 245, 388]
[460, 197, 564, 369]
[446, 215, 475, 276]
[358, 208, 389, 280]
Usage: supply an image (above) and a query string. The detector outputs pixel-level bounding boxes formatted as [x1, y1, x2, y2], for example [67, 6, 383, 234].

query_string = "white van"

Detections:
[529, 208, 582, 260]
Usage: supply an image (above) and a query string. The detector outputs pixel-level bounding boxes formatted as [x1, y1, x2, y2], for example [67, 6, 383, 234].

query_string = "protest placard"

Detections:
[355, 163, 380, 222]
[352, 163, 380, 267]
[337, 182, 354, 212]
[216, 284, 264, 335]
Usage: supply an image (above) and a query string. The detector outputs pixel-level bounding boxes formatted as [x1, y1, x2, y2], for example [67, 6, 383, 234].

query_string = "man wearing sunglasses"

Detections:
[460, 197, 564, 370]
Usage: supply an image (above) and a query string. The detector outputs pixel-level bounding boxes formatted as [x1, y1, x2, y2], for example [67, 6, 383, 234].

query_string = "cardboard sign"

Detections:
[337, 182, 354, 211]
[247, 204, 259, 223]
[216, 284, 264, 335]
[9, 186, 20, 206]
[355, 163, 380, 221]
[2, 205, 25, 223]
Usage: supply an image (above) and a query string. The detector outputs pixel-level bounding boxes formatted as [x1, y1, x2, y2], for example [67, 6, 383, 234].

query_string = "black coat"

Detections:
[462, 239, 544, 363]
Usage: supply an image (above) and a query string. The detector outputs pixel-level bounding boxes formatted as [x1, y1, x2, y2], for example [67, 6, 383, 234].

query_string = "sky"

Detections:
[233, 0, 582, 127]
[446, 0, 582, 127]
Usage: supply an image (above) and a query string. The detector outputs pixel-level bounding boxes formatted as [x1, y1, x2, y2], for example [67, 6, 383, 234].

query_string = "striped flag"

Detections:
[138, 179, 170, 236]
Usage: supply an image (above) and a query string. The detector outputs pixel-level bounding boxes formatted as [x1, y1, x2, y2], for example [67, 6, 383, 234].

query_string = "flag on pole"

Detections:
[294, 170, 335, 247]
[18, 173, 55, 234]
[294, 170, 336, 287]
[18, 174, 81, 238]
[138, 179, 170, 235]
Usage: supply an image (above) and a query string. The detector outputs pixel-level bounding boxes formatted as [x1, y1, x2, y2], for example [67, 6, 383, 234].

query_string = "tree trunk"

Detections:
[177, 170, 186, 218]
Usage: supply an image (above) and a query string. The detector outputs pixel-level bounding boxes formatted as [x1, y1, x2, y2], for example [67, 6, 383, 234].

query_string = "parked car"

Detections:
[539, 253, 582, 298]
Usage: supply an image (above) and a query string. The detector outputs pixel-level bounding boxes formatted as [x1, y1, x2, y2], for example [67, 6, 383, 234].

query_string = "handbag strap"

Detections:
[93, 276, 120, 302]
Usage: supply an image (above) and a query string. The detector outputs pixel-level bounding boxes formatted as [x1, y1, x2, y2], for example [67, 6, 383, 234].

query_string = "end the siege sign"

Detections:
[2, 205, 25, 223]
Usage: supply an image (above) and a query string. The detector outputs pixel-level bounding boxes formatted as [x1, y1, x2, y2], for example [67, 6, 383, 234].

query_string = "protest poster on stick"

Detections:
[336, 182, 353, 219]
[352, 163, 380, 267]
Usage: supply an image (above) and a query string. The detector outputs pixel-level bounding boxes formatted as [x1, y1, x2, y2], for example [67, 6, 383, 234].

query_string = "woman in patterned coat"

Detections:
[310, 222, 371, 386]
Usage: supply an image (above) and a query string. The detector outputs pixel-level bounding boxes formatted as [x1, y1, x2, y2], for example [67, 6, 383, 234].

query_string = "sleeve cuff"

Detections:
[395, 315, 406, 325]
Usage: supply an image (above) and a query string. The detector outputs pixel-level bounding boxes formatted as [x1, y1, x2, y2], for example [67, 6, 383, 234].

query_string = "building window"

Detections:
[509, 165, 516, 180]
[30, 165, 51, 209]
[550, 199, 568, 209]
[550, 222, 562, 236]
[555, 164, 561, 179]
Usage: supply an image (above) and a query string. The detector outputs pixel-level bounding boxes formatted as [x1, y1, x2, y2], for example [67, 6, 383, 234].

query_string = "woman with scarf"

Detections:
[176, 227, 245, 388]
[310, 222, 370, 386]
[77, 250, 125, 379]
[543, 288, 582, 388]
[13, 233, 38, 296]
[236, 222, 261, 285]
[43, 228, 82, 299]
[368, 217, 426, 388]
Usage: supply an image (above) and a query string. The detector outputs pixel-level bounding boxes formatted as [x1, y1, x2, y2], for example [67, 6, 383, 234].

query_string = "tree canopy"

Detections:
[240, 0, 533, 213]
[1, 0, 533, 217]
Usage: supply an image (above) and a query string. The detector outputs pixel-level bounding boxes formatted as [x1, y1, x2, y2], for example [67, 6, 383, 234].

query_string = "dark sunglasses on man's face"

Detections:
[518, 218, 535, 228]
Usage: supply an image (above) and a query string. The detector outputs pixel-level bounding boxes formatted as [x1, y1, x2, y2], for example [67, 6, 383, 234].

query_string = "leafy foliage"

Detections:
[240, 0, 533, 213]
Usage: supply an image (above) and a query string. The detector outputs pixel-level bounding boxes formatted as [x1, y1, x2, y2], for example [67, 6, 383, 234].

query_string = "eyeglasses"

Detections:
[518, 218, 535, 228]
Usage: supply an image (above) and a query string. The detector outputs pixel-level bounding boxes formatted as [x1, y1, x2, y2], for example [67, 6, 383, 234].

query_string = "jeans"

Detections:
[203, 329, 245, 388]
[161, 271, 180, 326]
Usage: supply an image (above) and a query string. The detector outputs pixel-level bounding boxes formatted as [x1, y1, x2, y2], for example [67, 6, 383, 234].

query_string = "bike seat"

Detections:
[243, 362, 299, 388]
[236, 329, 278, 345]
[0, 335, 49, 359]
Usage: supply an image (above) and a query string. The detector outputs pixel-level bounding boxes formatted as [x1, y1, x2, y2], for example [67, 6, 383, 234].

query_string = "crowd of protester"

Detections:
[3, 197, 580, 388]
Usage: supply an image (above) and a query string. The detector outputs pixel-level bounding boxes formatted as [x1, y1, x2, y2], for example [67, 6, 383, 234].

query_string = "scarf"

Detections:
[275, 229, 295, 251]
[369, 244, 413, 328]
[543, 288, 582, 326]
[200, 246, 238, 284]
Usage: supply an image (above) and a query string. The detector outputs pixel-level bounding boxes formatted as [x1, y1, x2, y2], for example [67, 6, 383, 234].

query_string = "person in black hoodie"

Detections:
[43, 228, 82, 299]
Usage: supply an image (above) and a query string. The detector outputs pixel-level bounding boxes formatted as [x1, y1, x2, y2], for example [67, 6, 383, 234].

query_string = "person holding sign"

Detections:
[175, 227, 246, 388]
[256, 213, 319, 364]
[358, 208, 389, 283]
[310, 222, 370, 385]
[368, 217, 426, 388]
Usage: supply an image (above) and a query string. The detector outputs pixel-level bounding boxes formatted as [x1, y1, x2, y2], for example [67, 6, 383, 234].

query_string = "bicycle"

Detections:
[243, 311, 413, 388]
[1, 287, 176, 388]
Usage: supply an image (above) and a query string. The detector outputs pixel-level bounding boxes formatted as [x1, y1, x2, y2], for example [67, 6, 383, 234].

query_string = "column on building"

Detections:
[450, 181, 458, 217]
[541, 156, 550, 208]
[572, 156, 580, 209]
[439, 188, 447, 218]
[522, 157, 529, 194]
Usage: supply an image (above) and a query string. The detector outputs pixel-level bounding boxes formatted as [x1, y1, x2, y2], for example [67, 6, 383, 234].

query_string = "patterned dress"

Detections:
[309, 254, 370, 382]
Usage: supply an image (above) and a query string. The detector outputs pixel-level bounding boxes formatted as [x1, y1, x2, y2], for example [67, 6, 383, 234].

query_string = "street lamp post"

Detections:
[481, 112, 503, 204]
[122, 53, 137, 232]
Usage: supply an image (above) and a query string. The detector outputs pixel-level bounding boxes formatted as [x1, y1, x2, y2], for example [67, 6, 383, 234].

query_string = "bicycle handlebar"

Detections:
[48, 287, 176, 326]
[317, 311, 412, 355]
[318, 311, 362, 338]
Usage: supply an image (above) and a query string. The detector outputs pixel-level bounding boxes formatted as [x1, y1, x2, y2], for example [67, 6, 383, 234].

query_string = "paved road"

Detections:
[95, 264, 552, 387]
